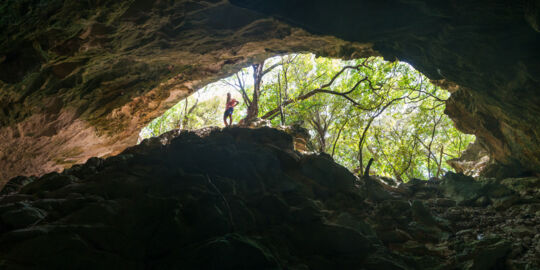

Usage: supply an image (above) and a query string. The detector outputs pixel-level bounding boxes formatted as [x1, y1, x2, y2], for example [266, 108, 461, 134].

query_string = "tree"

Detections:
[222, 59, 286, 123]
[141, 54, 475, 181]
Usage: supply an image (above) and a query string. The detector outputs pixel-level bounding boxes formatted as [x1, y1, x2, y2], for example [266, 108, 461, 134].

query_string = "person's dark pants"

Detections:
[223, 107, 234, 126]
[224, 107, 234, 118]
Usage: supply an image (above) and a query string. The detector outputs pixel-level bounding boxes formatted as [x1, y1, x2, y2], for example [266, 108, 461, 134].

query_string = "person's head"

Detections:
[226, 92, 231, 101]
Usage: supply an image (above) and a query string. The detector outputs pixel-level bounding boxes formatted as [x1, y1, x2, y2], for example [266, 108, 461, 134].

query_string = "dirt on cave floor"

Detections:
[0, 126, 539, 269]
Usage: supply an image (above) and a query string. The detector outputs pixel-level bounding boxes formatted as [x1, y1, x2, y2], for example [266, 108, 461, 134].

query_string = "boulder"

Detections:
[432, 198, 457, 207]
[300, 154, 356, 193]
[458, 238, 511, 270]
[293, 223, 373, 260]
[491, 196, 521, 210]
[335, 212, 377, 239]
[0, 176, 35, 195]
[440, 172, 482, 205]
[500, 177, 540, 196]
[411, 200, 438, 228]
[19, 173, 79, 194]
[363, 177, 394, 202]
[363, 253, 408, 270]
[447, 141, 490, 177]
[185, 234, 278, 270]
[1, 204, 46, 229]
[0, 127, 537, 269]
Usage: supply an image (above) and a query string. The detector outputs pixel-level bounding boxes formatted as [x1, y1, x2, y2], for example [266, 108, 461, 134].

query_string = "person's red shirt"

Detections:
[226, 99, 238, 110]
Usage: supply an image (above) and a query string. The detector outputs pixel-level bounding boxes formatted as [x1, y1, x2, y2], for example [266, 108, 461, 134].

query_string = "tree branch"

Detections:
[261, 76, 374, 119]
[331, 117, 350, 157]
[261, 62, 282, 76]
[364, 158, 374, 178]
[235, 73, 251, 106]
[357, 96, 405, 175]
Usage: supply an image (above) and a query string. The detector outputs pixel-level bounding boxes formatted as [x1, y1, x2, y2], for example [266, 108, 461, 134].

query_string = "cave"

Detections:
[1, 0, 539, 269]
[138, 53, 479, 180]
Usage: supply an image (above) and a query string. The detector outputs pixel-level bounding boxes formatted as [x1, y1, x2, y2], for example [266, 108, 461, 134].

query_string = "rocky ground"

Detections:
[0, 127, 539, 269]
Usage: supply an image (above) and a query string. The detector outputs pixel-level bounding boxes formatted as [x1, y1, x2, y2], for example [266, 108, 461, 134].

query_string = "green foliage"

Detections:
[139, 88, 224, 140]
[140, 54, 475, 180]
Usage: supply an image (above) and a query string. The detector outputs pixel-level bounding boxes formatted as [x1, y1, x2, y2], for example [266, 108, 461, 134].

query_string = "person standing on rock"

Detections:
[223, 92, 239, 127]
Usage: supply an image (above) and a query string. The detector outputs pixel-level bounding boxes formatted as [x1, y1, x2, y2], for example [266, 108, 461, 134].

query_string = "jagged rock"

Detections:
[503, 225, 536, 238]
[444, 208, 466, 222]
[363, 176, 395, 202]
[0, 128, 375, 269]
[266, 144, 301, 170]
[180, 234, 278, 270]
[363, 253, 408, 270]
[280, 124, 311, 153]
[290, 205, 324, 224]
[406, 221, 445, 243]
[1, 204, 46, 230]
[440, 172, 483, 205]
[447, 141, 490, 177]
[0, 127, 539, 269]
[378, 229, 413, 245]
[403, 178, 440, 199]
[374, 200, 412, 225]
[0, 194, 35, 205]
[440, 172, 520, 209]
[411, 200, 439, 228]
[500, 177, 540, 196]
[378, 176, 400, 187]
[1, 225, 141, 269]
[335, 212, 377, 239]
[474, 196, 490, 207]
[458, 238, 511, 270]
[0, 176, 35, 195]
[491, 195, 521, 210]
[292, 223, 373, 268]
[300, 153, 356, 194]
[432, 198, 457, 207]
[239, 117, 272, 128]
[19, 173, 79, 195]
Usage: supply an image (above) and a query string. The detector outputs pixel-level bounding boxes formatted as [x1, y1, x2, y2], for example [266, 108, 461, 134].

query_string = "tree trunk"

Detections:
[436, 145, 444, 178]
[281, 64, 288, 122]
[427, 114, 443, 178]
[246, 61, 264, 122]
[357, 117, 375, 177]
[181, 97, 198, 129]
[357, 96, 403, 177]
[331, 117, 349, 157]
[278, 74, 285, 125]
[309, 113, 327, 152]
[181, 99, 188, 129]
[364, 158, 374, 178]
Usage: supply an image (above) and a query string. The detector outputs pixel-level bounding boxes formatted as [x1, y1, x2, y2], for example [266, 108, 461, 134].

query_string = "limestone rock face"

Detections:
[0, 0, 539, 182]
[447, 141, 490, 177]
[0, 0, 373, 184]
[0, 127, 538, 269]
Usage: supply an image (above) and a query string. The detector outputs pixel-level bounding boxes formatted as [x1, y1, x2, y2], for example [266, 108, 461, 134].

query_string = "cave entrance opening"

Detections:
[139, 53, 475, 182]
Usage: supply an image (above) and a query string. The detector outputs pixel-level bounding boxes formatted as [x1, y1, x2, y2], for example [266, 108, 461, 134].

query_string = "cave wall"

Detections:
[229, 0, 540, 176]
[0, 0, 539, 183]
[0, 0, 373, 184]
